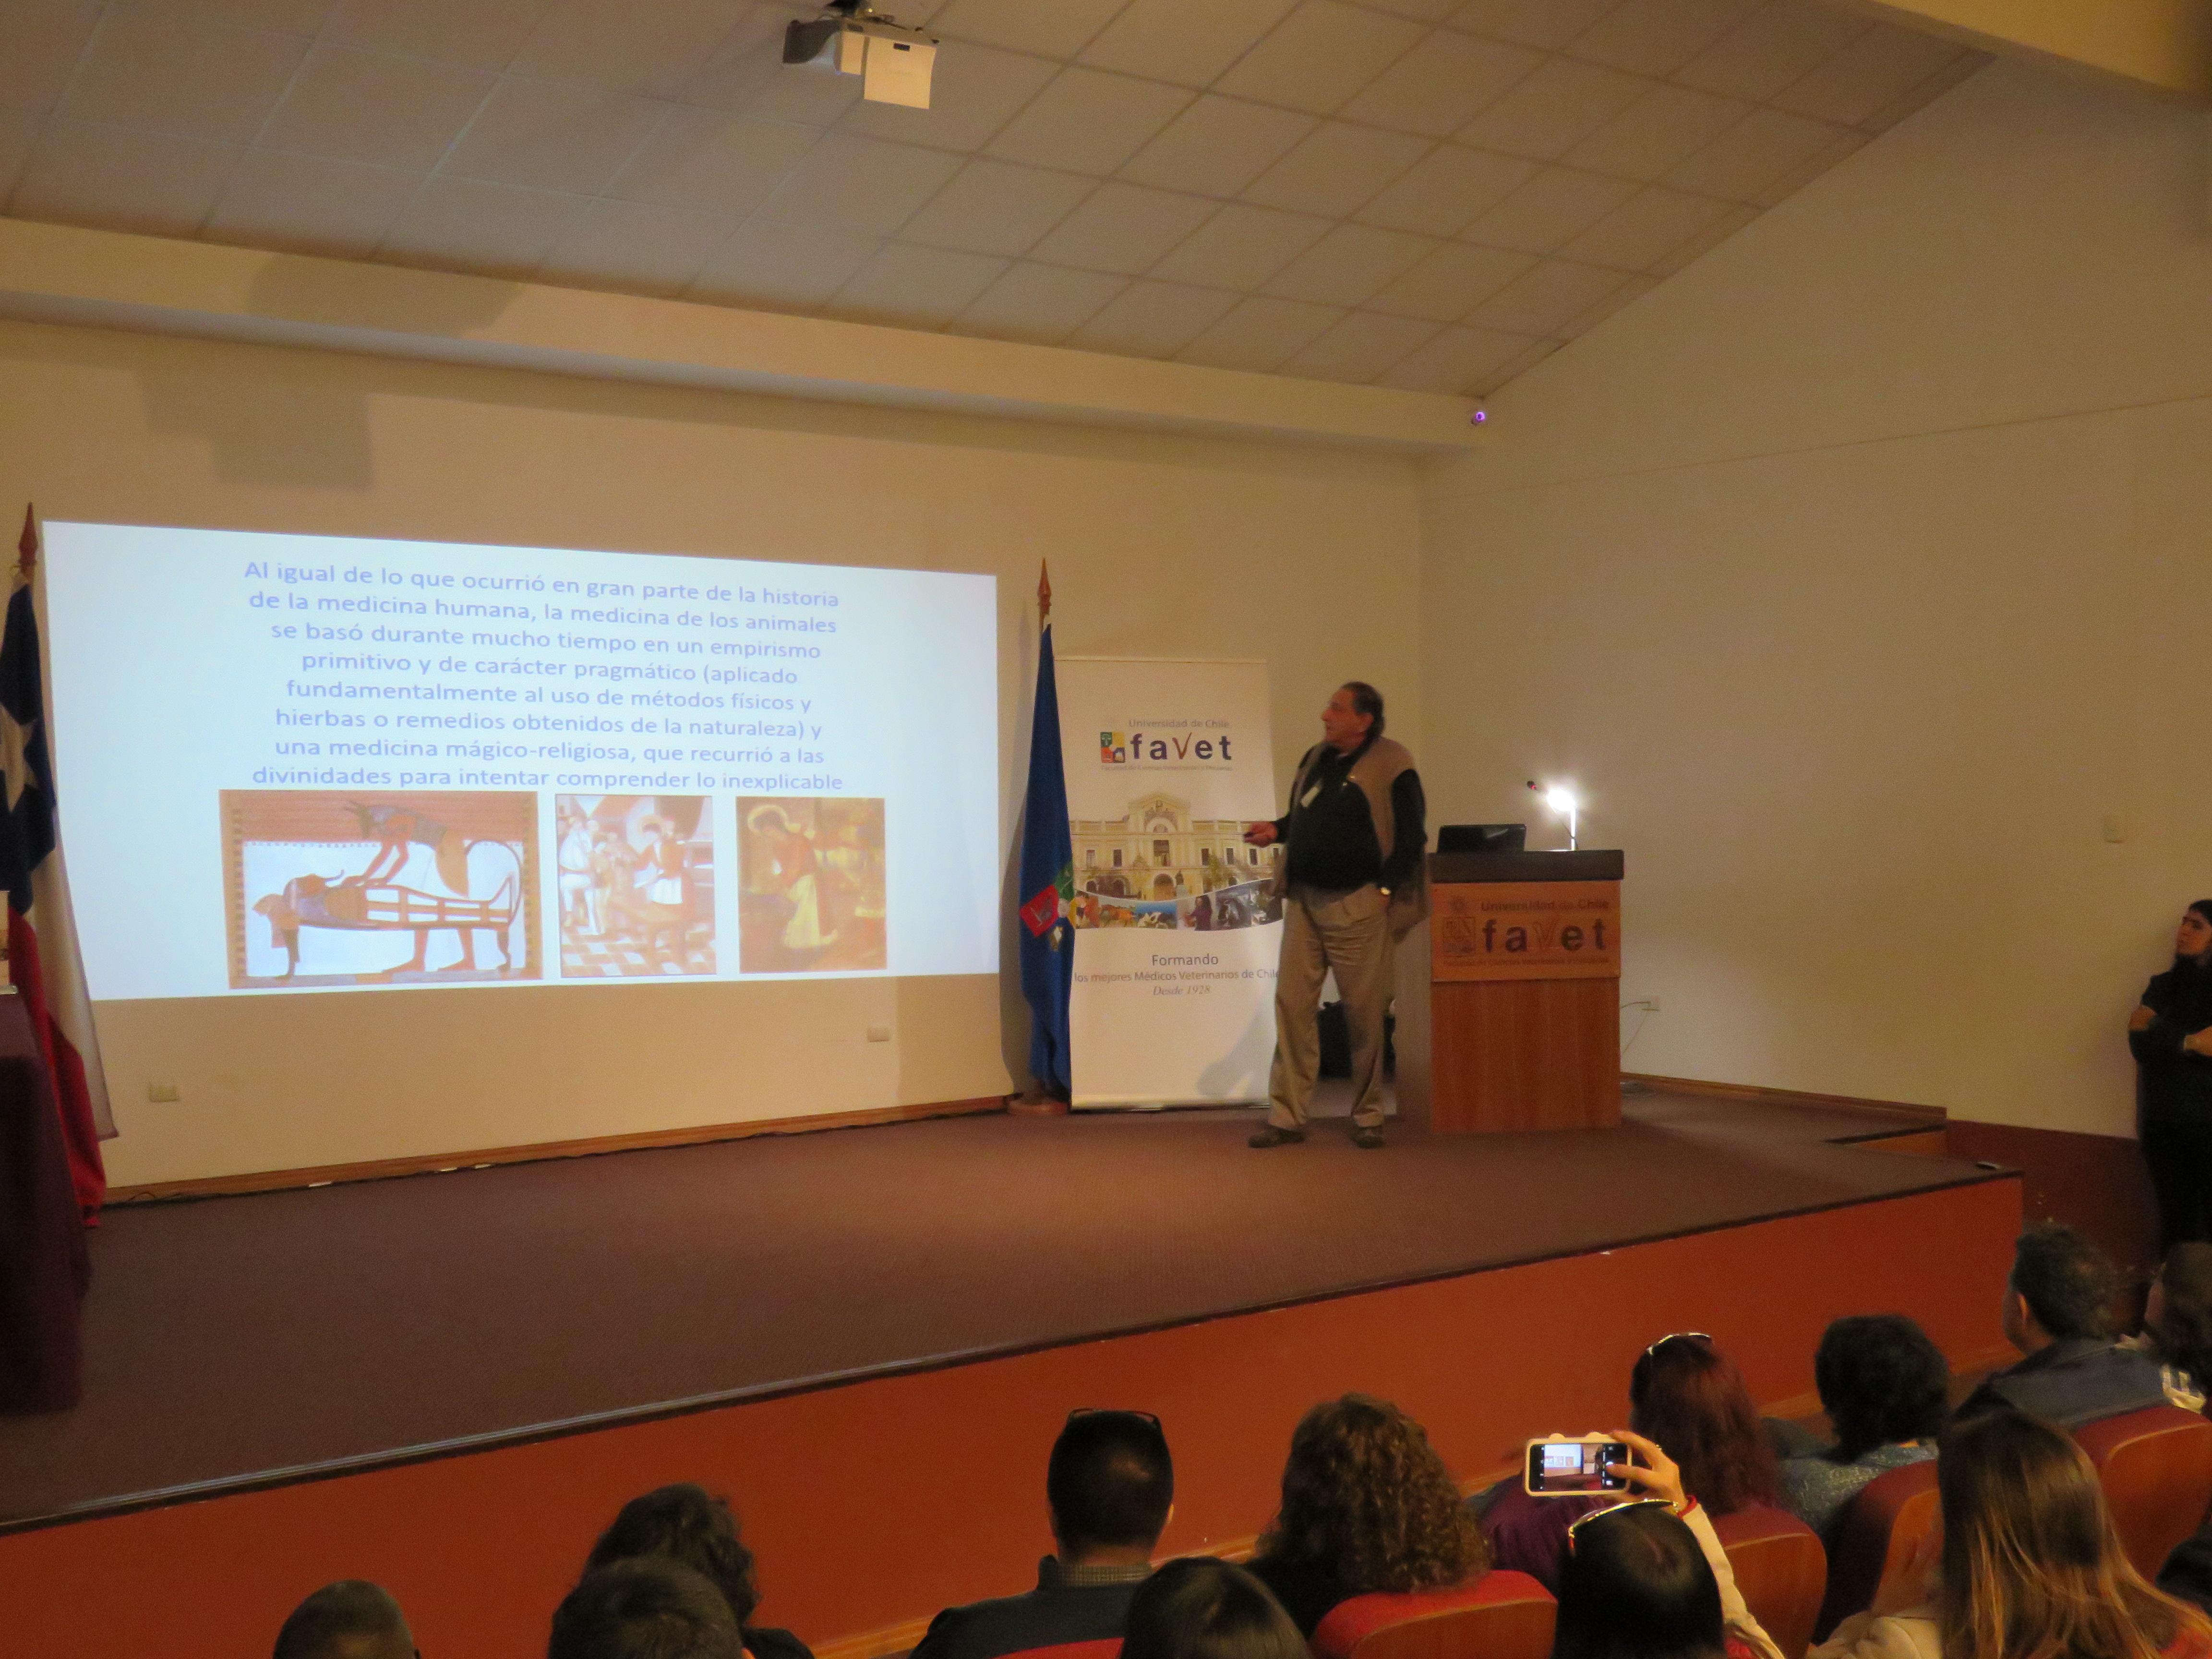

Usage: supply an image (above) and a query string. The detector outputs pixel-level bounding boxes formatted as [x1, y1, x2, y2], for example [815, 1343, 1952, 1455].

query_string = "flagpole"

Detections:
[1009, 559, 1070, 1116]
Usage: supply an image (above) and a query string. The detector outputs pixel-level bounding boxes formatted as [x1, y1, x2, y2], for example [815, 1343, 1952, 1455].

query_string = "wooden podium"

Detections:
[1426, 848, 1624, 1134]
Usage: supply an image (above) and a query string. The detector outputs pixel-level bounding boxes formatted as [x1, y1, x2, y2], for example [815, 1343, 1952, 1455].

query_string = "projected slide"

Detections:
[45, 524, 997, 1000]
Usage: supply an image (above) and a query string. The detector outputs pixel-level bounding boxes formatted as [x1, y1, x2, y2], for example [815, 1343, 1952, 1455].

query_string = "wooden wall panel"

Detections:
[1431, 979, 1621, 1131]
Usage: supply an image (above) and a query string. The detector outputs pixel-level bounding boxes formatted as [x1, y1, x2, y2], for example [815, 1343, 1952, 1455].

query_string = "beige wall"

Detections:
[1420, 59, 2212, 1136]
[0, 312, 1421, 1183]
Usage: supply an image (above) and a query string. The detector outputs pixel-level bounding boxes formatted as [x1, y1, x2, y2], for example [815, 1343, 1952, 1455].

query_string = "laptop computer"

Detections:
[1437, 823, 1527, 854]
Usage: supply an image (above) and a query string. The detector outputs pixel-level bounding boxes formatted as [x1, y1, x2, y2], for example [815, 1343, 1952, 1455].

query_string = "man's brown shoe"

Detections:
[1248, 1125, 1306, 1148]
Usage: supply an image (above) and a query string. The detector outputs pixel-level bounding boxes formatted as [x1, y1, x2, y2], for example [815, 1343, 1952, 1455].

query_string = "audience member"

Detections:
[1778, 1316, 1946, 1542]
[583, 1483, 812, 1659]
[1484, 1334, 1777, 1592]
[1954, 1222, 2167, 1427]
[2131, 901, 2212, 1252]
[2120, 1242, 2212, 1412]
[1247, 1394, 1486, 1635]
[911, 1408, 1174, 1659]
[1121, 1559, 1308, 1659]
[549, 1559, 743, 1659]
[1551, 1498, 1733, 1659]
[1811, 1408, 2210, 1659]
[273, 1581, 419, 1659]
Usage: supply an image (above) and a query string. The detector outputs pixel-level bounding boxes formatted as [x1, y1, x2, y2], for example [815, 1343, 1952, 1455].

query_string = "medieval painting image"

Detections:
[737, 797, 887, 974]
[224, 791, 539, 989]
[1070, 792, 1284, 932]
[555, 795, 714, 977]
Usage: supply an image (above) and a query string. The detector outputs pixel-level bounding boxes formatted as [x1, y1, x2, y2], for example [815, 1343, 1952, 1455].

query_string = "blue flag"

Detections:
[1016, 624, 1075, 1098]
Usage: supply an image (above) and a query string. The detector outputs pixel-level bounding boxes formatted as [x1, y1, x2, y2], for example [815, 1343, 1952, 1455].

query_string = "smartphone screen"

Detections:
[1526, 1439, 1630, 1494]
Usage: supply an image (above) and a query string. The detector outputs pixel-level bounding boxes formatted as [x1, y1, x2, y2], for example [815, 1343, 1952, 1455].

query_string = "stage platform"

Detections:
[0, 1088, 2023, 1659]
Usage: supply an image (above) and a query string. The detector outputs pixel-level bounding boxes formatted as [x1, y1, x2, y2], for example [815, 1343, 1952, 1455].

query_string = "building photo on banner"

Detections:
[1056, 657, 1278, 1107]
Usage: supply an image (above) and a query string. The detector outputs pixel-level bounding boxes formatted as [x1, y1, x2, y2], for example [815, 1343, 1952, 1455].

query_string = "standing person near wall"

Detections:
[2131, 902, 2212, 1252]
[1243, 684, 1426, 1151]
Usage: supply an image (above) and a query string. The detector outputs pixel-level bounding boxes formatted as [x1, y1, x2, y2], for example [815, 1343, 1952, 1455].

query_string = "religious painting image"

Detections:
[554, 795, 714, 978]
[737, 797, 886, 974]
[1068, 792, 1283, 931]
[222, 792, 539, 989]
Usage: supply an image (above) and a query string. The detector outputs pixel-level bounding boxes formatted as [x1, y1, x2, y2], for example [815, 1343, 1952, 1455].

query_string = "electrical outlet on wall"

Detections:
[146, 1082, 180, 1102]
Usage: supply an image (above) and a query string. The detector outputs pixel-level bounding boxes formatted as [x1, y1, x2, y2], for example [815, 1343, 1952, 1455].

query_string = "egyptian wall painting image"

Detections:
[224, 791, 540, 989]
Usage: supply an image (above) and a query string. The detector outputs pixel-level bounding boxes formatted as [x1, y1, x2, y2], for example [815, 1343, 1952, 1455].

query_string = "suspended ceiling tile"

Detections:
[507, 0, 753, 99]
[1355, 0, 1462, 22]
[1148, 201, 1331, 290]
[1354, 142, 1537, 236]
[1026, 179, 1218, 275]
[834, 41, 1059, 153]
[1470, 333, 1558, 393]
[1444, 0, 1625, 54]
[1115, 96, 1317, 199]
[1366, 239, 1532, 322]
[0, 0, 102, 118]
[1557, 182, 1737, 270]
[1858, 51, 1986, 134]
[535, 196, 740, 297]
[204, 149, 424, 257]
[1663, 105, 1850, 201]
[1748, 123, 1864, 206]
[10, 117, 241, 237]
[1563, 81, 1749, 181]
[258, 47, 498, 170]
[1455, 55, 1651, 160]
[1214, 0, 1426, 117]
[128, 0, 337, 31]
[684, 216, 880, 312]
[1460, 164, 1637, 254]
[1262, 220, 1437, 308]
[952, 260, 1128, 345]
[930, 0, 1127, 61]
[983, 65, 1194, 176]
[1672, 0, 1869, 103]
[1557, 268, 1657, 334]
[1065, 278, 1242, 358]
[1239, 120, 1429, 217]
[677, 6, 858, 124]
[1339, 28, 1544, 137]
[1562, 0, 1765, 79]
[1462, 255, 1625, 334]
[1376, 321, 1539, 391]
[322, 0, 554, 73]
[1646, 200, 1755, 275]
[750, 129, 962, 236]
[376, 173, 589, 278]
[0, 108, 40, 201]
[1769, 22, 1963, 127]
[61, 10, 309, 144]
[1079, 0, 1298, 89]
[439, 78, 670, 196]
[1175, 293, 1345, 372]
[1281, 309, 1439, 382]
[606, 107, 820, 217]
[829, 240, 1009, 329]
[896, 159, 1096, 259]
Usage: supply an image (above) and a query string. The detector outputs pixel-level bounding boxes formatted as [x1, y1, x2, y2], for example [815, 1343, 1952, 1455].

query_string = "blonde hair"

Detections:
[1938, 1411, 2207, 1659]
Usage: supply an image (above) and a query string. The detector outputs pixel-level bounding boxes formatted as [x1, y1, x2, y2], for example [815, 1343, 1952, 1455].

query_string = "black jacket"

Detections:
[2134, 958, 2212, 1119]
[909, 1558, 1147, 1659]
[1953, 1337, 2168, 1428]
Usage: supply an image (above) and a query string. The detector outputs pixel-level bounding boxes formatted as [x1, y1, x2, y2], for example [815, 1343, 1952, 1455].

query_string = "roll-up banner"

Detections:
[1056, 658, 1281, 1107]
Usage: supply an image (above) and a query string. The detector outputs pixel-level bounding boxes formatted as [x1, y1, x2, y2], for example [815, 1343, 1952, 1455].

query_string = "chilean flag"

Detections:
[4, 510, 112, 1221]
[1016, 609, 1074, 1100]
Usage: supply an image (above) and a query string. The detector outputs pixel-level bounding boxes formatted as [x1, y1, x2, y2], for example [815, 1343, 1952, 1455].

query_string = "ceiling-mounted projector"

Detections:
[784, 0, 939, 109]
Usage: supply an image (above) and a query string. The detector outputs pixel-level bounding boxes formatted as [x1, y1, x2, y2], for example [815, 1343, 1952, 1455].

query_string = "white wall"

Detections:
[1419, 60, 2212, 1136]
[0, 309, 1422, 1183]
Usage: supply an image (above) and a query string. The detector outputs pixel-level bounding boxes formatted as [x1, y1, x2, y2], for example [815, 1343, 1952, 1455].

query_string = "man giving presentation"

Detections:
[1244, 682, 1427, 1150]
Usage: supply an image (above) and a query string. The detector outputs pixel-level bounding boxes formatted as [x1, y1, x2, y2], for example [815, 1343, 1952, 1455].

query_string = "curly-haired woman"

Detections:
[1245, 1394, 1488, 1634]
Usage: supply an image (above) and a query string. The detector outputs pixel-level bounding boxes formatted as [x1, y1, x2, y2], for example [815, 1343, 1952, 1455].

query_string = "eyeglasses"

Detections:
[1566, 1499, 1676, 1553]
[1643, 1332, 1712, 1357]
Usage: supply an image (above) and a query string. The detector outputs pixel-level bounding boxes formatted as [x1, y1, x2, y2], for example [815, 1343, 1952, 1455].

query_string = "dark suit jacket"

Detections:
[1954, 1338, 2168, 1427]
[909, 1557, 1148, 1659]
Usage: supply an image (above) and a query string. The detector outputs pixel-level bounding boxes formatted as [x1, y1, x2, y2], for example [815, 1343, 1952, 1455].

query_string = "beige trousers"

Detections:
[1267, 882, 1392, 1130]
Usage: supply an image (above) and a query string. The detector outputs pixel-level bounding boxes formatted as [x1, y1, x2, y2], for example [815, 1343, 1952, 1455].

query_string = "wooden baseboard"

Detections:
[105, 1097, 1008, 1204]
[1623, 1072, 1945, 1124]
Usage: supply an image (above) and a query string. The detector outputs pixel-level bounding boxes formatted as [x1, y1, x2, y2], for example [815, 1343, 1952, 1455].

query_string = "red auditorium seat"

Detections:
[1312, 1570, 1555, 1659]
[1815, 1460, 1938, 1640]
[1710, 1504, 1827, 1659]
[992, 1642, 1123, 1659]
[2075, 1405, 2212, 1577]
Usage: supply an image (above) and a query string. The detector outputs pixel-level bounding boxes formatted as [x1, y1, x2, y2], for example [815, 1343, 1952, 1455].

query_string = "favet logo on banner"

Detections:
[1098, 726, 1238, 766]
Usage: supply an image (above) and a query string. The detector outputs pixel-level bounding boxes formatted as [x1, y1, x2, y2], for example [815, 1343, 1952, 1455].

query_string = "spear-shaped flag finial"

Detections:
[1037, 559, 1051, 625]
[18, 505, 36, 575]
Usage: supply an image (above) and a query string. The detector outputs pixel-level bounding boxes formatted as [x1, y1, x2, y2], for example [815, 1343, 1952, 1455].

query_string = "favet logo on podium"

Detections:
[1431, 880, 1620, 982]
